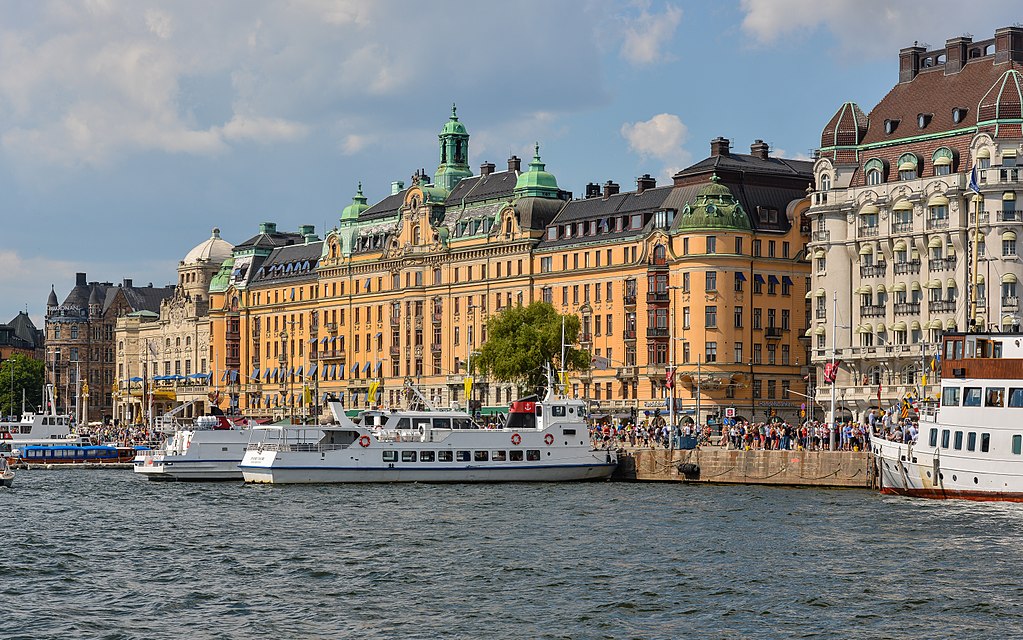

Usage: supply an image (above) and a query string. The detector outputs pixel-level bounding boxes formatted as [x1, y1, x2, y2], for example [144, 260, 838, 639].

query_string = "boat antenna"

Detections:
[405, 380, 436, 411]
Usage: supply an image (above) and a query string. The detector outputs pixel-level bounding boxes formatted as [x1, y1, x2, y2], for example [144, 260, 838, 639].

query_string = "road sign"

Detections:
[724, 407, 736, 418]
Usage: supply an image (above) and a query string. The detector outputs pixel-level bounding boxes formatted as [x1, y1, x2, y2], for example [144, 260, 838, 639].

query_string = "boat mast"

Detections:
[559, 315, 566, 395]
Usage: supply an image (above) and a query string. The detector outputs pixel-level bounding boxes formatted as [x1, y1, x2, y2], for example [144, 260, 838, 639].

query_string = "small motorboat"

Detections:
[0, 457, 14, 488]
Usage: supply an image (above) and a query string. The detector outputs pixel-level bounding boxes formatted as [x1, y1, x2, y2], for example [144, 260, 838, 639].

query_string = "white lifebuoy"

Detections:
[511, 433, 522, 446]
[544, 433, 554, 446]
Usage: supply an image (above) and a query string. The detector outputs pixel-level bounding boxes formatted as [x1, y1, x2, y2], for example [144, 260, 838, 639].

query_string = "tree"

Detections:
[0, 353, 45, 418]
[474, 302, 590, 395]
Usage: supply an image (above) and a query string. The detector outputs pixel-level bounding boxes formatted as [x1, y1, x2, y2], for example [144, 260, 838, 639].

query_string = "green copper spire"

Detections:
[513, 142, 560, 198]
[341, 182, 369, 223]
[434, 103, 471, 191]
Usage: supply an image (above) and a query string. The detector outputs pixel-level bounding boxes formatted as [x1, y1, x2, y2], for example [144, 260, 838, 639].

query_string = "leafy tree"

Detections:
[0, 353, 45, 418]
[474, 302, 590, 395]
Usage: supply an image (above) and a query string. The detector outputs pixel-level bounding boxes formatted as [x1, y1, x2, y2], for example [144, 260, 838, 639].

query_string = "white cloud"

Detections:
[620, 3, 683, 65]
[621, 113, 689, 160]
[341, 133, 371, 155]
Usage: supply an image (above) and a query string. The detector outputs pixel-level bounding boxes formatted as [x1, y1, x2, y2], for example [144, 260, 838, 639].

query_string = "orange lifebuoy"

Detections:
[544, 433, 554, 446]
[510, 433, 522, 446]
[358, 435, 371, 448]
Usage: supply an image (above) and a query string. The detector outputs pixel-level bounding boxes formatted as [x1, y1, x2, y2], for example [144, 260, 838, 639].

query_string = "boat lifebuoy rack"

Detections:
[544, 433, 554, 446]
[358, 435, 371, 448]
[510, 433, 522, 446]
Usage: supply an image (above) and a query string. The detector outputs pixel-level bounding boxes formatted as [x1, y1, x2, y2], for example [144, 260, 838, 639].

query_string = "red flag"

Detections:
[665, 367, 675, 390]
[823, 361, 840, 383]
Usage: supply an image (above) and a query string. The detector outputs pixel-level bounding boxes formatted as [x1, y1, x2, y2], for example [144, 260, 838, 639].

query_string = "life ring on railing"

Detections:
[511, 433, 522, 446]
[358, 435, 371, 448]
[544, 433, 554, 446]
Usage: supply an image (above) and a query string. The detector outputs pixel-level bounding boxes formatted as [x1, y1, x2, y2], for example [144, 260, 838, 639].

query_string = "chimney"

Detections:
[994, 26, 1023, 65]
[507, 155, 521, 172]
[899, 42, 926, 83]
[299, 224, 315, 236]
[750, 139, 770, 160]
[944, 35, 972, 74]
[636, 174, 656, 193]
[76, 272, 87, 286]
[584, 182, 601, 199]
[123, 278, 133, 288]
[480, 161, 495, 176]
[258, 222, 277, 234]
[710, 137, 730, 157]
[391, 180, 404, 195]
[602, 180, 620, 199]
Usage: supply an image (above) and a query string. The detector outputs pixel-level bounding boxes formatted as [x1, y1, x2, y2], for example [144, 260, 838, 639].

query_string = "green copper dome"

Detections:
[435, 104, 471, 191]
[677, 174, 751, 231]
[441, 103, 467, 135]
[341, 183, 369, 223]
[514, 143, 560, 198]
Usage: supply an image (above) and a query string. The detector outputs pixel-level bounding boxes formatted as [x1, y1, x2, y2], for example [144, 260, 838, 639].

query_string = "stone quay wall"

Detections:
[614, 448, 871, 488]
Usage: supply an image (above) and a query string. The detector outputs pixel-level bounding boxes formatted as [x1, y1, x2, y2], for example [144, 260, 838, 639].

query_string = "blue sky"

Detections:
[1, 0, 1020, 326]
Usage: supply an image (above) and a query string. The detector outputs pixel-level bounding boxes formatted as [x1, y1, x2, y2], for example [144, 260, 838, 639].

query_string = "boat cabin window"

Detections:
[954, 431, 963, 450]
[452, 418, 473, 430]
[563, 428, 577, 436]
[420, 451, 435, 462]
[963, 387, 982, 407]
[981, 433, 991, 452]
[994, 342, 1004, 358]
[941, 429, 950, 448]
[395, 418, 411, 430]
[1014, 435, 1023, 456]
[941, 388, 960, 406]
[432, 418, 451, 430]
[968, 432, 977, 451]
[1010, 389, 1023, 407]
[535, 405, 543, 418]
[552, 405, 566, 417]
[510, 450, 524, 462]
[526, 449, 540, 461]
[929, 428, 938, 447]
[985, 388, 1005, 407]
[437, 451, 453, 462]
[492, 450, 507, 461]
[456, 450, 470, 462]
[473, 451, 489, 462]
[382, 451, 398, 462]
[401, 451, 417, 462]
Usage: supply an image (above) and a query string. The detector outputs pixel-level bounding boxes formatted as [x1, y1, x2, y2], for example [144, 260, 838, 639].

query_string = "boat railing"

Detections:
[249, 442, 348, 453]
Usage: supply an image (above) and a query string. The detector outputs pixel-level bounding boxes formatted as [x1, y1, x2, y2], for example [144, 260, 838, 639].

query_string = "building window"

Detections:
[752, 239, 762, 257]
[867, 169, 882, 185]
[734, 273, 744, 292]
[706, 306, 717, 328]
[753, 343, 762, 364]
[781, 344, 790, 365]
[540, 257, 552, 273]
[705, 271, 717, 291]
[753, 308, 762, 329]
[1003, 237, 1017, 257]
[705, 342, 717, 363]
[734, 341, 743, 363]
[707, 236, 716, 254]
[735, 237, 743, 254]
[734, 306, 743, 328]
[682, 307, 690, 329]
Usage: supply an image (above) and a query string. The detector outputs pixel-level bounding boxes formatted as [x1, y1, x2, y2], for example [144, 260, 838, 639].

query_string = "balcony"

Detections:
[624, 293, 637, 307]
[623, 329, 637, 340]
[646, 327, 669, 338]
[928, 300, 957, 313]
[928, 257, 956, 272]
[894, 261, 921, 275]
[860, 264, 887, 278]
[324, 322, 337, 333]
[894, 302, 921, 316]
[646, 291, 669, 303]
[312, 350, 345, 362]
[812, 230, 830, 242]
[431, 343, 442, 354]
[579, 332, 592, 343]
[997, 210, 1020, 222]
[926, 217, 949, 230]
[1004, 296, 1020, 310]
[389, 315, 401, 327]
[970, 211, 990, 224]
[764, 327, 783, 339]
[858, 225, 879, 238]
[616, 366, 637, 380]
[860, 305, 886, 318]
[892, 221, 914, 233]
[389, 345, 401, 357]
[432, 312, 442, 324]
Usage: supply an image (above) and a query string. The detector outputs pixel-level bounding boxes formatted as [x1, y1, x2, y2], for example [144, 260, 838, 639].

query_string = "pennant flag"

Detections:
[930, 356, 937, 371]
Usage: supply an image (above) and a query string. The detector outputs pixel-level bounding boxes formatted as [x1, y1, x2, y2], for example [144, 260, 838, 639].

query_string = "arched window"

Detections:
[932, 147, 954, 176]
[413, 225, 421, 244]
[820, 174, 831, 191]
[901, 364, 920, 385]
[898, 153, 918, 180]
[866, 365, 884, 386]
[864, 158, 885, 185]
[652, 244, 667, 265]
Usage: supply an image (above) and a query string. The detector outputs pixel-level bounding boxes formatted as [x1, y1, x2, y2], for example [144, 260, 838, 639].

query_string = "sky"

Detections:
[1, 0, 1021, 327]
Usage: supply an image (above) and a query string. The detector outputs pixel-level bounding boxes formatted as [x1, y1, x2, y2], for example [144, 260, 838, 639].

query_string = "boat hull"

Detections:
[0, 471, 13, 487]
[133, 429, 254, 481]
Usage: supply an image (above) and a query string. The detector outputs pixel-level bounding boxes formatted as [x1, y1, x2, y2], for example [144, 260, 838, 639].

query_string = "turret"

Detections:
[433, 104, 472, 191]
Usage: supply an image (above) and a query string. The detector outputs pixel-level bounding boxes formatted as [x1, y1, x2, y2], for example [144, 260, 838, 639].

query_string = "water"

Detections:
[3, 471, 1022, 640]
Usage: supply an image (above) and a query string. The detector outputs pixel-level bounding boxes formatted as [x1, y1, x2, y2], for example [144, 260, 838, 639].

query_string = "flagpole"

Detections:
[829, 291, 837, 450]
[970, 165, 982, 330]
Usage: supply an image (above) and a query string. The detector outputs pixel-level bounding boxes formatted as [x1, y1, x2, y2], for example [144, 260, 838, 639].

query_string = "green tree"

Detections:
[0, 353, 45, 418]
[474, 302, 590, 394]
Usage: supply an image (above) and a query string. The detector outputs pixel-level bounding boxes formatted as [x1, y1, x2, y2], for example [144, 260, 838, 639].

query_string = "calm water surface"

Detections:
[3, 470, 1021, 639]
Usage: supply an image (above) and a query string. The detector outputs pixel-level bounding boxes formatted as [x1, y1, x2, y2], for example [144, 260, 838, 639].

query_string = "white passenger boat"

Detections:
[133, 413, 255, 481]
[0, 385, 80, 447]
[240, 384, 618, 484]
[872, 331, 1023, 501]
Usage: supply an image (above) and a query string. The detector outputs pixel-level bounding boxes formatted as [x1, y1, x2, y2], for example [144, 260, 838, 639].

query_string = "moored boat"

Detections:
[871, 331, 1023, 501]
[133, 413, 257, 481]
[0, 457, 13, 487]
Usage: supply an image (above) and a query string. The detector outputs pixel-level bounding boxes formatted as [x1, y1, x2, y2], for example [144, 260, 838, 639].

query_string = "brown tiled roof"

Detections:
[820, 102, 867, 149]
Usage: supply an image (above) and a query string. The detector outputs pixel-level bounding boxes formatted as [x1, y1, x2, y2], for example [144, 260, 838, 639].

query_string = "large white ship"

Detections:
[240, 386, 617, 484]
[872, 331, 1023, 501]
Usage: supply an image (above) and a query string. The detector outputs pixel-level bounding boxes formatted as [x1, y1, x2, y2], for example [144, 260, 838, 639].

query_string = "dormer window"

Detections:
[898, 153, 919, 181]
[917, 113, 932, 129]
[546, 227, 557, 241]
[884, 119, 899, 135]
[952, 107, 967, 124]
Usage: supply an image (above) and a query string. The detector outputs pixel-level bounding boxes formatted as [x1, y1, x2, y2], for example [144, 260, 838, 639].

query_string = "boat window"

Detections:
[929, 429, 938, 447]
[526, 449, 540, 461]
[985, 387, 1005, 407]
[552, 405, 566, 417]
[382, 451, 398, 462]
[941, 387, 961, 406]
[563, 428, 577, 436]
[437, 450, 453, 462]
[963, 387, 982, 406]
[509, 450, 524, 462]
[967, 432, 977, 451]
[420, 451, 435, 462]
[396, 418, 411, 430]
[954, 431, 963, 450]
[941, 429, 950, 448]
[535, 405, 543, 418]
[492, 450, 507, 461]
[981, 433, 991, 452]
[456, 450, 471, 462]
[452, 418, 472, 430]
[474, 450, 489, 462]
[432, 418, 451, 430]
[1010, 389, 1023, 407]
[1014, 435, 1023, 456]
[401, 451, 417, 462]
